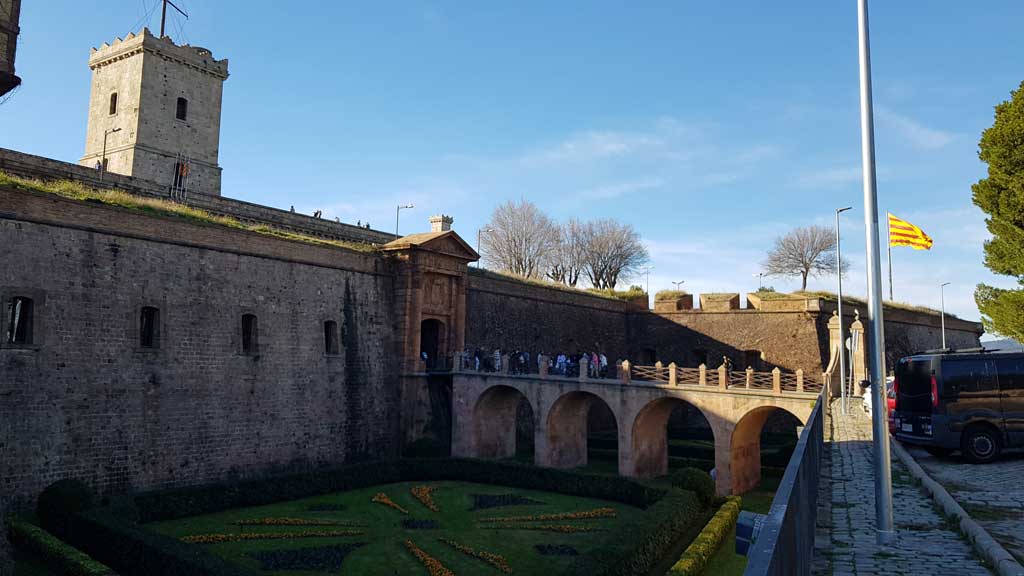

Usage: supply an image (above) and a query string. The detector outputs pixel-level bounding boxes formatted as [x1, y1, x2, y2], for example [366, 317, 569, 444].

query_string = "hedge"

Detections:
[39, 459, 676, 576]
[587, 489, 703, 576]
[669, 496, 742, 575]
[4, 516, 117, 576]
[129, 458, 665, 523]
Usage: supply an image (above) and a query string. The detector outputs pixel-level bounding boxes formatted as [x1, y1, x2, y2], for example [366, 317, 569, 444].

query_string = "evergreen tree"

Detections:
[973, 80, 1024, 340]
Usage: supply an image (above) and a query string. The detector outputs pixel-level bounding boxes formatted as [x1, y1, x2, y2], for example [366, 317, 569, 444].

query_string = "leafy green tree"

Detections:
[973, 81, 1024, 340]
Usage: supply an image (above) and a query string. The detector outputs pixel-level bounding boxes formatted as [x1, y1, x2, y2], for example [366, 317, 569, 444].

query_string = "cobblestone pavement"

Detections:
[906, 444, 1024, 564]
[812, 401, 992, 575]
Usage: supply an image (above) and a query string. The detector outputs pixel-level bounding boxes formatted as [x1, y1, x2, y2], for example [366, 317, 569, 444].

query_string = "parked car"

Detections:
[893, 350, 1024, 463]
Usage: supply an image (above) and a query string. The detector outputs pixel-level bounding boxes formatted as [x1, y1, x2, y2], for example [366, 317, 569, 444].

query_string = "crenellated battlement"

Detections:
[89, 28, 228, 79]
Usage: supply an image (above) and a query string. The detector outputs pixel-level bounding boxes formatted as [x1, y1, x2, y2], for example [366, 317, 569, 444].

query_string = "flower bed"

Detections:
[440, 537, 513, 573]
[489, 524, 601, 533]
[411, 485, 440, 512]
[235, 517, 363, 527]
[479, 507, 616, 523]
[470, 493, 545, 511]
[371, 492, 409, 515]
[181, 529, 364, 544]
[404, 539, 454, 576]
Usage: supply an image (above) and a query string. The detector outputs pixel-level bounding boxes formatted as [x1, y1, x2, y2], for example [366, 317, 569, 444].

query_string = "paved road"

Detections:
[906, 444, 1024, 565]
[813, 401, 992, 576]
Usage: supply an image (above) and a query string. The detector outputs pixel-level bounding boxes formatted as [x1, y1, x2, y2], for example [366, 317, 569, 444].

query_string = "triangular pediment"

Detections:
[382, 230, 480, 262]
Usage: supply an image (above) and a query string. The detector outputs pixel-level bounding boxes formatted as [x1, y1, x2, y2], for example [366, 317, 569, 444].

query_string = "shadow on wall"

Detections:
[628, 313, 750, 370]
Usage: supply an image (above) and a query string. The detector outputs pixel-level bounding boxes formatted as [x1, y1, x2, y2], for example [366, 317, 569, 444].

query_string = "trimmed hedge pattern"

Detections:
[669, 496, 743, 575]
[39, 459, 686, 576]
[4, 516, 117, 576]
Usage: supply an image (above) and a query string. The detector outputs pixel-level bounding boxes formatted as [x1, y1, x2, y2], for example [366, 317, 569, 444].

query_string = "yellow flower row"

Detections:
[487, 524, 600, 534]
[372, 492, 409, 515]
[235, 517, 363, 527]
[181, 529, 364, 544]
[411, 485, 440, 512]
[439, 537, 512, 574]
[479, 507, 616, 523]
[404, 539, 454, 576]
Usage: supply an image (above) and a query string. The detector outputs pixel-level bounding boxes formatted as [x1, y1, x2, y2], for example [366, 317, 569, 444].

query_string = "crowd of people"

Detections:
[460, 347, 612, 378]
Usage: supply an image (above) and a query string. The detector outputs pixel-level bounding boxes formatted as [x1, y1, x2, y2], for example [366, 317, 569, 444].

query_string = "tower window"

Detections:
[139, 306, 160, 349]
[176, 97, 188, 120]
[241, 314, 259, 355]
[109, 92, 118, 115]
[5, 296, 34, 345]
[324, 320, 339, 355]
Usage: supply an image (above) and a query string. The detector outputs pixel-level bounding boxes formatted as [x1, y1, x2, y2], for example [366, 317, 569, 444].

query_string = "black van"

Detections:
[893, 351, 1024, 463]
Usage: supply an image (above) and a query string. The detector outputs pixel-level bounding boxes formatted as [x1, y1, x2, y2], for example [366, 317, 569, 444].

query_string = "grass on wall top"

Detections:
[468, 267, 627, 303]
[0, 171, 378, 253]
[654, 290, 690, 300]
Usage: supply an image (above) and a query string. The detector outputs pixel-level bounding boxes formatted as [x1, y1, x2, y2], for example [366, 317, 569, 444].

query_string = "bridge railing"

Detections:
[625, 362, 824, 396]
[449, 353, 825, 395]
[742, 392, 824, 576]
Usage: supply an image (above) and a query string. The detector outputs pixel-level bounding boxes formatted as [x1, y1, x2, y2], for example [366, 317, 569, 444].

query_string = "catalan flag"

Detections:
[887, 212, 933, 250]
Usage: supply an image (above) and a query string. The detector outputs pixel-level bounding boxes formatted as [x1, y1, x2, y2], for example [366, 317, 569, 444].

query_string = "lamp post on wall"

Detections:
[395, 204, 414, 238]
[752, 272, 765, 290]
[836, 206, 853, 415]
[101, 127, 121, 182]
[940, 282, 950, 349]
[477, 228, 493, 268]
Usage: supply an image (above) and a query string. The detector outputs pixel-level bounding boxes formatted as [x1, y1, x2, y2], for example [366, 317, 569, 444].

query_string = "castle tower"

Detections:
[79, 28, 229, 196]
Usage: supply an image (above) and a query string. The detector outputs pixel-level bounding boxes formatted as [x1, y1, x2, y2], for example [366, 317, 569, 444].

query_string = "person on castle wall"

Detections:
[290, 205, 295, 212]
[493, 348, 501, 372]
[600, 352, 608, 378]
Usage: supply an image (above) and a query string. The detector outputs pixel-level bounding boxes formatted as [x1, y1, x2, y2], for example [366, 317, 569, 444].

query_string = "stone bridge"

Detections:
[450, 362, 822, 495]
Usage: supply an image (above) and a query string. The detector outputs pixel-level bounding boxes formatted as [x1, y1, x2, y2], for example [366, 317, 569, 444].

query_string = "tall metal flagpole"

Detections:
[887, 215, 894, 301]
[856, 0, 895, 545]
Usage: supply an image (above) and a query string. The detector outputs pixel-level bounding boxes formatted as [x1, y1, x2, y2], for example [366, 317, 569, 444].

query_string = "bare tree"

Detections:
[481, 199, 559, 278]
[581, 219, 650, 289]
[547, 218, 587, 287]
[762, 225, 847, 290]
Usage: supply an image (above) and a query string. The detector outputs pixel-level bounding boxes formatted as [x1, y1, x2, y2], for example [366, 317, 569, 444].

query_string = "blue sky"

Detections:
[4, 1, 1023, 326]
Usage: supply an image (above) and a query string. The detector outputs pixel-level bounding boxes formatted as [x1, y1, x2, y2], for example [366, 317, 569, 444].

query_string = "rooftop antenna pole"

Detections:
[160, 0, 189, 38]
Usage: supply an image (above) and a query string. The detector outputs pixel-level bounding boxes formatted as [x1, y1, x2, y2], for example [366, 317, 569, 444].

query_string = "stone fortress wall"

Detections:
[0, 147, 396, 245]
[0, 0, 20, 96]
[0, 187, 402, 538]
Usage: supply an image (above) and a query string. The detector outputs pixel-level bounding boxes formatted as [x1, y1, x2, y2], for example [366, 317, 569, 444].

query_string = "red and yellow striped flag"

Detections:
[887, 212, 933, 250]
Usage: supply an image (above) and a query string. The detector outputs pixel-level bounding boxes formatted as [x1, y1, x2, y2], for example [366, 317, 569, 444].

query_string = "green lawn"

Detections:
[148, 480, 650, 575]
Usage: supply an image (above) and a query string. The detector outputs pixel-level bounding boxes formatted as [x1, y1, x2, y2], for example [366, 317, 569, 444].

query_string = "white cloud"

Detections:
[577, 177, 664, 200]
[522, 130, 663, 165]
[878, 108, 955, 150]
[796, 166, 863, 189]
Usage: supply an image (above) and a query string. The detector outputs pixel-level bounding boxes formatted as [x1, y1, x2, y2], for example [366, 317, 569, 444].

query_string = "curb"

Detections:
[891, 439, 1024, 576]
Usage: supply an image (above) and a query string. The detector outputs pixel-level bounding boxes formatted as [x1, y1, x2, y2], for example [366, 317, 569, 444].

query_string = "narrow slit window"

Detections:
[109, 92, 118, 115]
[324, 320, 339, 355]
[241, 314, 258, 354]
[5, 297, 34, 345]
[176, 97, 188, 120]
[139, 306, 160, 349]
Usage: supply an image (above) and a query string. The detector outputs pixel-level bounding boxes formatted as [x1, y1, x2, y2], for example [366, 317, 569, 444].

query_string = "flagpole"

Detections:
[886, 214, 893, 301]
[856, 0, 896, 545]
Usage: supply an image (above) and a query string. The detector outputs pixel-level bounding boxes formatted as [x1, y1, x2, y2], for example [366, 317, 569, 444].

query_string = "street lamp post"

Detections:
[101, 127, 121, 182]
[836, 206, 853, 415]
[671, 280, 685, 292]
[752, 272, 765, 290]
[395, 204, 414, 238]
[477, 228, 493, 268]
[643, 266, 653, 296]
[941, 282, 950, 349]
[856, 0, 895, 544]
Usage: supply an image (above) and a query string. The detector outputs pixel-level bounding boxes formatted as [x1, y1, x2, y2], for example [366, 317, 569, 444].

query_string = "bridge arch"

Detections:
[730, 405, 805, 494]
[472, 384, 534, 459]
[630, 397, 717, 478]
[543, 390, 617, 470]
